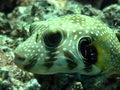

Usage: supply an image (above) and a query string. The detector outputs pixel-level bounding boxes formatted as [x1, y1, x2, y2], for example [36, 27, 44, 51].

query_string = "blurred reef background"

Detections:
[0, 0, 120, 90]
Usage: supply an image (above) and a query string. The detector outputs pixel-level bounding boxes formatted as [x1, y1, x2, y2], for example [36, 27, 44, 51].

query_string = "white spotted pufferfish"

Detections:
[14, 14, 120, 76]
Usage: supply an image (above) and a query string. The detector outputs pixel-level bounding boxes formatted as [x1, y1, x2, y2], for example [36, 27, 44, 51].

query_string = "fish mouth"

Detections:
[14, 52, 26, 69]
[14, 52, 25, 61]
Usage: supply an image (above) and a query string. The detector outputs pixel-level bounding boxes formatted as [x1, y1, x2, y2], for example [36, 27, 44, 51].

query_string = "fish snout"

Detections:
[14, 52, 26, 69]
[14, 53, 25, 61]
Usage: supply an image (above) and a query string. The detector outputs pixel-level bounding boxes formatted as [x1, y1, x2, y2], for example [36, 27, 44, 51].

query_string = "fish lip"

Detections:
[14, 52, 25, 62]
[14, 52, 26, 69]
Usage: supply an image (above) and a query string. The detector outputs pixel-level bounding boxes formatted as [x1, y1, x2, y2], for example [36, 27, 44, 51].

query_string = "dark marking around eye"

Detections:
[78, 37, 92, 57]
[29, 26, 33, 36]
[64, 51, 77, 69]
[116, 33, 120, 42]
[44, 62, 54, 69]
[64, 51, 75, 60]
[44, 48, 57, 68]
[78, 37, 98, 70]
[35, 33, 39, 42]
[66, 59, 77, 70]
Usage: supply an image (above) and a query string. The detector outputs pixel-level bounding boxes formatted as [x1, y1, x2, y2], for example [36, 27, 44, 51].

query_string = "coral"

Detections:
[16, 0, 36, 6]
[103, 4, 120, 30]
[46, 0, 69, 8]
[0, 0, 120, 90]
[25, 79, 41, 90]
[0, 0, 17, 13]
[0, 12, 11, 35]
[34, 73, 83, 90]
[0, 50, 7, 67]
[80, 75, 120, 90]
[76, 0, 104, 8]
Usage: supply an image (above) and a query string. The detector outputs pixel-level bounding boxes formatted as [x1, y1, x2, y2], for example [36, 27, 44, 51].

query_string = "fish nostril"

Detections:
[14, 53, 25, 61]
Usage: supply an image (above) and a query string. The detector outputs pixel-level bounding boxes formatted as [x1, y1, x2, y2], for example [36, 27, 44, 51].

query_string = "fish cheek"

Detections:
[23, 59, 37, 71]
[93, 43, 111, 71]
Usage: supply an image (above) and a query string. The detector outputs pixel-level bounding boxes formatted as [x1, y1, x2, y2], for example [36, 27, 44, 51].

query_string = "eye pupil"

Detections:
[43, 31, 62, 47]
[50, 33, 60, 43]
[78, 37, 97, 65]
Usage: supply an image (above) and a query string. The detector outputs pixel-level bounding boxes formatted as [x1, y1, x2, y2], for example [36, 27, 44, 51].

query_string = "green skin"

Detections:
[14, 14, 120, 76]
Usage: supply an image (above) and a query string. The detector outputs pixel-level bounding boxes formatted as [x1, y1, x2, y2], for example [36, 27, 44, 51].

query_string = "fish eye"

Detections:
[78, 37, 97, 65]
[43, 31, 62, 47]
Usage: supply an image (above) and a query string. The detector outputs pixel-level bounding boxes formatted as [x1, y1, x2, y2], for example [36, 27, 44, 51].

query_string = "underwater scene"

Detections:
[0, 0, 120, 90]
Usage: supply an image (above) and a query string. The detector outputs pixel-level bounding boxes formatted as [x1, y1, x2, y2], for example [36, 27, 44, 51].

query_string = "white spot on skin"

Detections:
[72, 46, 75, 49]
[68, 43, 71, 46]
[87, 26, 90, 30]
[33, 41, 36, 44]
[67, 33, 70, 38]
[35, 53, 38, 56]
[38, 58, 41, 60]
[74, 35, 77, 40]
[45, 57, 50, 59]
[40, 54, 44, 57]
[63, 48, 67, 51]
[26, 53, 30, 56]
[36, 45, 39, 48]
[55, 51, 60, 54]
[69, 25, 73, 29]
[86, 30, 89, 33]
[41, 46, 43, 48]
[79, 27, 83, 30]
[51, 51, 60, 54]
[96, 33, 98, 36]
[27, 46, 30, 48]
[45, 50, 50, 53]
[90, 32, 94, 34]
[97, 31, 100, 33]
[32, 46, 34, 48]
[76, 19, 80, 22]
[38, 49, 40, 52]
[68, 40, 73, 46]
[70, 40, 72, 43]
[33, 50, 35, 52]
[79, 32, 82, 34]
[30, 54, 33, 57]
[25, 43, 28, 46]
[73, 30, 76, 33]
[60, 39, 67, 48]
[28, 49, 31, 52]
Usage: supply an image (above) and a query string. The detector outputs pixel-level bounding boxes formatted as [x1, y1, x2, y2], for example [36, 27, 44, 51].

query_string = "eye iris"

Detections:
[78, 37, 97, 65]
[44, 31, 62, 47]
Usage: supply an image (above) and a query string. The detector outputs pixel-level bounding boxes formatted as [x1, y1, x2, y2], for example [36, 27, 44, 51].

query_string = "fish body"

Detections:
[14, 14, 120, 76]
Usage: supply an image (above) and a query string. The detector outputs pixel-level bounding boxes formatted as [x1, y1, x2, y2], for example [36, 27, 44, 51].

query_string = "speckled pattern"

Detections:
[14, 14, 120, 76]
